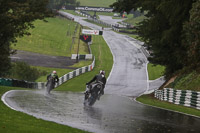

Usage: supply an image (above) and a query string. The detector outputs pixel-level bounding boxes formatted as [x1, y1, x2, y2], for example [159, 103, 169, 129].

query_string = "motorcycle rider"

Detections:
[46, 70, 59, 89]
[85, 70, 106, 99]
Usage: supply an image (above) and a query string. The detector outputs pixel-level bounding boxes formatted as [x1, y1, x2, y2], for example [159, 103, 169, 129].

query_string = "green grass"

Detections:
[136, 94, 200, 117]
[128, 34, 139, 39]
[112, 29, 139, 39]
[167, 71, 200, 91]
[77, 0, 116, 7]
[56, 35, 113, 92]
[123, 15, 146, 26]
[70, 60, 92, 68]
[62, 10, 83, 17]
[0, 86, 89, 133]
[12, 17, 89, 57]
[33, 66, 73, 82]
[9, 17, 91, 83]
[148, 63, 165, 80]
[72, 24, 90, 55]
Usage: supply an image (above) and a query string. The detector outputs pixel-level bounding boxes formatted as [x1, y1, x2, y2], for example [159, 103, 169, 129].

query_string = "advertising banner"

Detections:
[82, 29, 103, 35]
[75, 6, 113, 12]
[64, 5, 113, 12]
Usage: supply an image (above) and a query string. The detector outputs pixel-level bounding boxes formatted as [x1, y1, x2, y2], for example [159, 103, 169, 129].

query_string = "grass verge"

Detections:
[167, 71, 200, 91]
[12, 17, 89, 57]
[136, 94, 200, 117]
[123, 15, 146, 26]
[148, 63, 165, 80]
[9, 17, 92, 82]
[77, 0, 116, 7]
[56, 35, 113, 92]
[0, 86, 89, 133]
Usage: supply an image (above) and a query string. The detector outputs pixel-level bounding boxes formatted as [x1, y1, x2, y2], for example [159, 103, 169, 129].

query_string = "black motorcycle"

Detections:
[84, 82, 103, 106]
[46, 77, 54, 94]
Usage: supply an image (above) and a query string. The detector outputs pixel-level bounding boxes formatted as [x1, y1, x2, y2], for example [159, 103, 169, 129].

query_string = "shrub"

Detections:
[8, 62, 47, 82]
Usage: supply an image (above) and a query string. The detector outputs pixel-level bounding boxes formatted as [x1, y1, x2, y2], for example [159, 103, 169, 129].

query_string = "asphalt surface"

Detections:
[2, 11, 200, 133]
[98, 15, 125, 27]
[3, 90, 200, 133]
[103, 30, 148, 97]
[10, 50, 77, 69]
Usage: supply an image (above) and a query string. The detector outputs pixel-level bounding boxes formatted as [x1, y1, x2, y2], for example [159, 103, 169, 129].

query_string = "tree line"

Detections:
[0, 0, 51, 77]
[111, 0, 200, 78]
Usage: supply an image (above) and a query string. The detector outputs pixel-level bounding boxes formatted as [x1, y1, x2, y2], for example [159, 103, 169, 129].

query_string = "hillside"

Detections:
[77, 0, 116, 7]
[166, 71, 200, 91]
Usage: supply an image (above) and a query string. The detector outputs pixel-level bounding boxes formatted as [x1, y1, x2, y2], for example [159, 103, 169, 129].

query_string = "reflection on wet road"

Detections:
[3, 90, 200, 133]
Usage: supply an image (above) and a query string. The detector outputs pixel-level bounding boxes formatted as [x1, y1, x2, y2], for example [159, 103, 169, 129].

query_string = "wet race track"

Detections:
[2, 90, 200, 133]
[2, 11, 200, 133]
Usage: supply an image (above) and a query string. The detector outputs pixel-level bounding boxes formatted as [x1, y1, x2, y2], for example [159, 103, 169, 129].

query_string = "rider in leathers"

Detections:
[86, 70, 106, 99]
[46, 70, 59, 89]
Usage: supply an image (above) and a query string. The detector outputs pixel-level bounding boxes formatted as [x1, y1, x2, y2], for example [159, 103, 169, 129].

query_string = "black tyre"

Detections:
[88, 92, 97, 106]
[46, 77, 54, 94]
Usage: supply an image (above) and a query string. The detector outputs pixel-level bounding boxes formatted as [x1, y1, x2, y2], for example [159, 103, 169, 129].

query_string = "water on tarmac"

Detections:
[3, 90, 200, 133]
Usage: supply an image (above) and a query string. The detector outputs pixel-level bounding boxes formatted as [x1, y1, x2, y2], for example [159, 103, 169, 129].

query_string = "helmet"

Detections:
[100, 70, 105, 75]
[53, 70, 57, 74]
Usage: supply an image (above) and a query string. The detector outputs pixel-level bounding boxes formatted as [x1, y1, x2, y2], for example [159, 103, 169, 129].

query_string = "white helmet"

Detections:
[53, 70, 57, 74]
[100, 70, 105, 75]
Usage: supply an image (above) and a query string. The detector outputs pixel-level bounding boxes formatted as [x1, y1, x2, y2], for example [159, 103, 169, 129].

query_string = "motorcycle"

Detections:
[46, 77, 54, 94]
[84, 82, 103, 106]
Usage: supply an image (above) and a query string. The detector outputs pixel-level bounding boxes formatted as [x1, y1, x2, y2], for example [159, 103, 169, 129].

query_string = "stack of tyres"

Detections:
[0, 78, 36, 88]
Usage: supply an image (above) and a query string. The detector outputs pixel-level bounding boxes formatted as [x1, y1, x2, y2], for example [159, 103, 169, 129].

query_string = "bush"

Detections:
[8, 62, 47, 82]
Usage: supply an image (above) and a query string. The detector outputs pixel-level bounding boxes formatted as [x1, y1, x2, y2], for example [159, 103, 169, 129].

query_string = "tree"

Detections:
[0, 0, 50, 77]
[111, 0, 196, 77]
[182, 0, 200, 71]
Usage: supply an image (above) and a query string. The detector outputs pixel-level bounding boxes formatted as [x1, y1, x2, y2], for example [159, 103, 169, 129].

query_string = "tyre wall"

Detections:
[155, 88, 200, 110]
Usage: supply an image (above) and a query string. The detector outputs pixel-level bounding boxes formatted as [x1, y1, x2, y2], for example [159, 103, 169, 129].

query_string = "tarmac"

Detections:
[3, 90, 200, 133]
[11, 50, 77, 69]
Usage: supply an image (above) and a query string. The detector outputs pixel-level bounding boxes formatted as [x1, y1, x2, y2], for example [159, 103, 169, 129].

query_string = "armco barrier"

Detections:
[0, 78, 12, 86]
[0, 57, 95, 89]
[154, 88, 200, 110]
[34, 57, 95, 89]
[58, 11, 74, 20]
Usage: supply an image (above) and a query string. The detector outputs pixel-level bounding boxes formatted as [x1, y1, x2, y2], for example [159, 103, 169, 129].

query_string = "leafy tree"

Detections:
[182, 0, 200, 71]
[111, 0, 196, 77]
[0, 0, 50, 77]
[9, 62, 47, 81]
